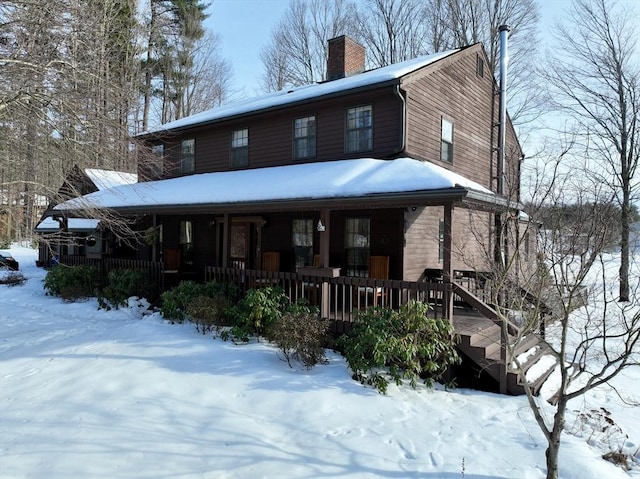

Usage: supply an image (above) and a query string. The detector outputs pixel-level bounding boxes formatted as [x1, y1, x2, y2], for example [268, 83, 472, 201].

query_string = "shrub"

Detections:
[0, 236, 10, 249]
[337, 301, 460, 394]
[161, 280, 238, 324]
[0, 271, 26, 286]
[43, 264, 99, 301]
[186, 294, 232, 334]
[270, 309, 328, 369]
[224, 286, 289, 342]
[97, 269, 154, 310]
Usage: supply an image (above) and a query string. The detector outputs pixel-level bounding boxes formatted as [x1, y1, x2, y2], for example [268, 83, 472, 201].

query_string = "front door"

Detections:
[230, 222, 250, 269]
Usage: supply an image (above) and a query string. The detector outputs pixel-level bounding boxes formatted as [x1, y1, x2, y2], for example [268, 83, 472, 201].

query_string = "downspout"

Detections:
[392, 83, 406, 156]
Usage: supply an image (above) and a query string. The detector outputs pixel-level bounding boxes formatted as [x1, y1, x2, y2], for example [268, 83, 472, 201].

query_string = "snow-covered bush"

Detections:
[97, 269, 154, 310]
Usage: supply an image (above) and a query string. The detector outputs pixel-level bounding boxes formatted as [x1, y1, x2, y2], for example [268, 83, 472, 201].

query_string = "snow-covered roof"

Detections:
[140, 49, 459, 135]
[35, 217, 100, 232]
[85, 169, 137, 191]
[54, 157, 494, 213]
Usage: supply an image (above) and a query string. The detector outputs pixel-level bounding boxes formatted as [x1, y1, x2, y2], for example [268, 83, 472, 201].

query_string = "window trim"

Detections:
[230, 128, 249, 168]
[293, 115, 317, 160]
[150, 143, 164, 179]
[440, 117, 453, 163]
[344, 217, 371, 277]
[345, 104, 373, 153]
[180, 138, 195, 174]
[292, 218, 314, 267]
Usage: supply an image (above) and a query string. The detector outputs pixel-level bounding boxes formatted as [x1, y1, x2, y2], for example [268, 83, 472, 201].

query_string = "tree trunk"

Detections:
[545, 397, 567, 479]
[619, 156, 630, 302]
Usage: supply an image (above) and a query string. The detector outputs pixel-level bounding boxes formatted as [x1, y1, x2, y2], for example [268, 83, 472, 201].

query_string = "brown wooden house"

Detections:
[55, 37, 549, 395]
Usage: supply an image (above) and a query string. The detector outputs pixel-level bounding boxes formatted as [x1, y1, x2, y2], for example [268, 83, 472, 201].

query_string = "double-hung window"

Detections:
[294, 116, 316, 160]
[180, 220, 194, 266]
[292, 219, 314, 267]
[346, 105, 372, 153]
[150, 144, 164, 179]
[230, 128, 249, 167]
[441, 118, 453, 163]
[180, 139, 195, 174]
[345, 217, 370, 277]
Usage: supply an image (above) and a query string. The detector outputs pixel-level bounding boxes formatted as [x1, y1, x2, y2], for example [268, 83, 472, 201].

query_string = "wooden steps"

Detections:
[454, 312, 557, 396]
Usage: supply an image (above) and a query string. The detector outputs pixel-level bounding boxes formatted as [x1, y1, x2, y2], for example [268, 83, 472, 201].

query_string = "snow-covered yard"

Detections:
[1, 246, 638, 478]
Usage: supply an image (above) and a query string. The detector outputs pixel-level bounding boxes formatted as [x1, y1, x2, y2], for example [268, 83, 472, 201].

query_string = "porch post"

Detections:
[319, 208, 331, 318]
[443, 203, 454, 322]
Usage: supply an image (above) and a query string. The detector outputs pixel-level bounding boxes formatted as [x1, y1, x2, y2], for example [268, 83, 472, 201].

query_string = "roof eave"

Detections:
[55, 187, 474, 216]
[135, 78, 401, 139]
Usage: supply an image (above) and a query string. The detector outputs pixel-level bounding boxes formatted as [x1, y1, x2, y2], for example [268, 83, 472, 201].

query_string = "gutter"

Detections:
[55, 187, 472, 216]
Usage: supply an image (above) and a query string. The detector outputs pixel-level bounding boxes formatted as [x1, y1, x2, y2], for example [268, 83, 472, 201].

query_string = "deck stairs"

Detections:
[455, 318, 558, 396]
[452, 284, 559, 397]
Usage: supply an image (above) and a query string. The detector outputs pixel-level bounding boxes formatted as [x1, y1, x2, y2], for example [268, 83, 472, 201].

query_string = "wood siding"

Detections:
[403, 44, 522, 198]
[154, 88, 403, 179]
[403, 206, 492, 281]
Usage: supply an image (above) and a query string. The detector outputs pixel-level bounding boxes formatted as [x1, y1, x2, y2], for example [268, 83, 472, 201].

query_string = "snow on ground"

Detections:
[1, 246, 638, 478]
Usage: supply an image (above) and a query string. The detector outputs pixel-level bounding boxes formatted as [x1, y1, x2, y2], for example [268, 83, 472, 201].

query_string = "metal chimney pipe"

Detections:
[497, 24, 510, 196]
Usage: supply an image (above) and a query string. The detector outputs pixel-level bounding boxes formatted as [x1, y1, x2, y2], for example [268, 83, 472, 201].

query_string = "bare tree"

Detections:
[259, 0, 357, 91]
[353, 0, 432, 67]
[542, 0, 639, 302]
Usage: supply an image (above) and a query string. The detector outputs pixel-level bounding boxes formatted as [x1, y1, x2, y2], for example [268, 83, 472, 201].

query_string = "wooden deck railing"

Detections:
[58, 255, 164, 300]
[204, 266, 450, 332]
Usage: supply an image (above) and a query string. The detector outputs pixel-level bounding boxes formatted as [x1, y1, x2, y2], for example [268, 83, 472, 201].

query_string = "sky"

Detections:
[205, 0, 640, 97]
[1, 245, 639, 478]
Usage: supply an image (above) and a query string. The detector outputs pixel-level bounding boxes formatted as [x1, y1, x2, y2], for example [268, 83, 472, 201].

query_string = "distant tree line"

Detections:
[0, 0, 231, 239]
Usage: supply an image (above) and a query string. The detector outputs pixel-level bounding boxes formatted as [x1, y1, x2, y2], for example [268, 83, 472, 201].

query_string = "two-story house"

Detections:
[56, 37, 546, 394]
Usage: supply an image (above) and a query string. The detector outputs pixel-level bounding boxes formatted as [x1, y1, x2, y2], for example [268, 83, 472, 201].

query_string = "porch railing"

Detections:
[58, 255, 164, 301]
[204, 266, 451, 332]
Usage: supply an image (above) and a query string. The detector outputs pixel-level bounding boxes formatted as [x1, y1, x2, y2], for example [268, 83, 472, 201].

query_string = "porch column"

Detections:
[443, 203, 454, 322]
[319, 208, 331, 318]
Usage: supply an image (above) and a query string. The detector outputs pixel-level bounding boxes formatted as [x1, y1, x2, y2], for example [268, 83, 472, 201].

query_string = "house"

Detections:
[55, 37, 546, 394]
[35, 166, 137, 265]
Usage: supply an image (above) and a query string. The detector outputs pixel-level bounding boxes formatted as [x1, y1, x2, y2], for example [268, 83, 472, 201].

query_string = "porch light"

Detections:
[209, 218, 216, 228]
[317, 219, 325, 232]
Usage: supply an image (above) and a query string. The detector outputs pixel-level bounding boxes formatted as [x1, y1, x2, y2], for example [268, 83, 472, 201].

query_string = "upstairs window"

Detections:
[180, 139, 195, 174]
[230, 128, 249, 167]
[345, 217, 370, 277]
[346, 105, 372, 153]
[294, 116, 316, 160]
[441, 118, 453, 163]
[150, 144, 164, 179]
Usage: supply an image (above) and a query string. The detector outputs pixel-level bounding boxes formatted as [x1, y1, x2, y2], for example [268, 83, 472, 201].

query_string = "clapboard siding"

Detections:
[156, 87, 402, 178]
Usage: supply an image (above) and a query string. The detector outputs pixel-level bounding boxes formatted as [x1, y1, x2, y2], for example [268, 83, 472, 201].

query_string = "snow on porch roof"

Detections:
[54, 158, 496, 214]
[35, 216, 100, 232]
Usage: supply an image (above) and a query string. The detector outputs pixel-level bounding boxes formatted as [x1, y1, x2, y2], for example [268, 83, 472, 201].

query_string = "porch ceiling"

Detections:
[54, 157, 513, 216]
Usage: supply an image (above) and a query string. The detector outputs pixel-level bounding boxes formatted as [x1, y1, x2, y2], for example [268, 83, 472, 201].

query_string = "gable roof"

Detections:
[54, 157, 502, 215]
[84, 168, 137, 191]
[139, 49, 460, 137]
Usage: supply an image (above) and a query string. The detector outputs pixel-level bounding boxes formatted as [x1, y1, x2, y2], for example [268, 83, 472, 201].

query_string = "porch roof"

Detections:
[35, 216, 100, 233]
[54, 157, 509, 215]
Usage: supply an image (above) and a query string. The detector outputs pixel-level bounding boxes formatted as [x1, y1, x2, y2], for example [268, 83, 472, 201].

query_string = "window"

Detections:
[230, 128, 248, 167]
[438, 219, 444, 262]
[441, 118, 453, 163]
[150, 144, 164, 179]
[345, 217, 370, 277]
[180, 220, 193, 265]
[180, 139, 195, 174]
[346, 105, 372, 153]
[292, 219, 314, 267]
[294, 116, 316, 160]
[476, 53, 484, 78]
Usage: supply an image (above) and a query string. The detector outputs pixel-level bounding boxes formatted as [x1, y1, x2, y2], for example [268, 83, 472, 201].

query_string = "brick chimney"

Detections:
[326, 35, 365, 81]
